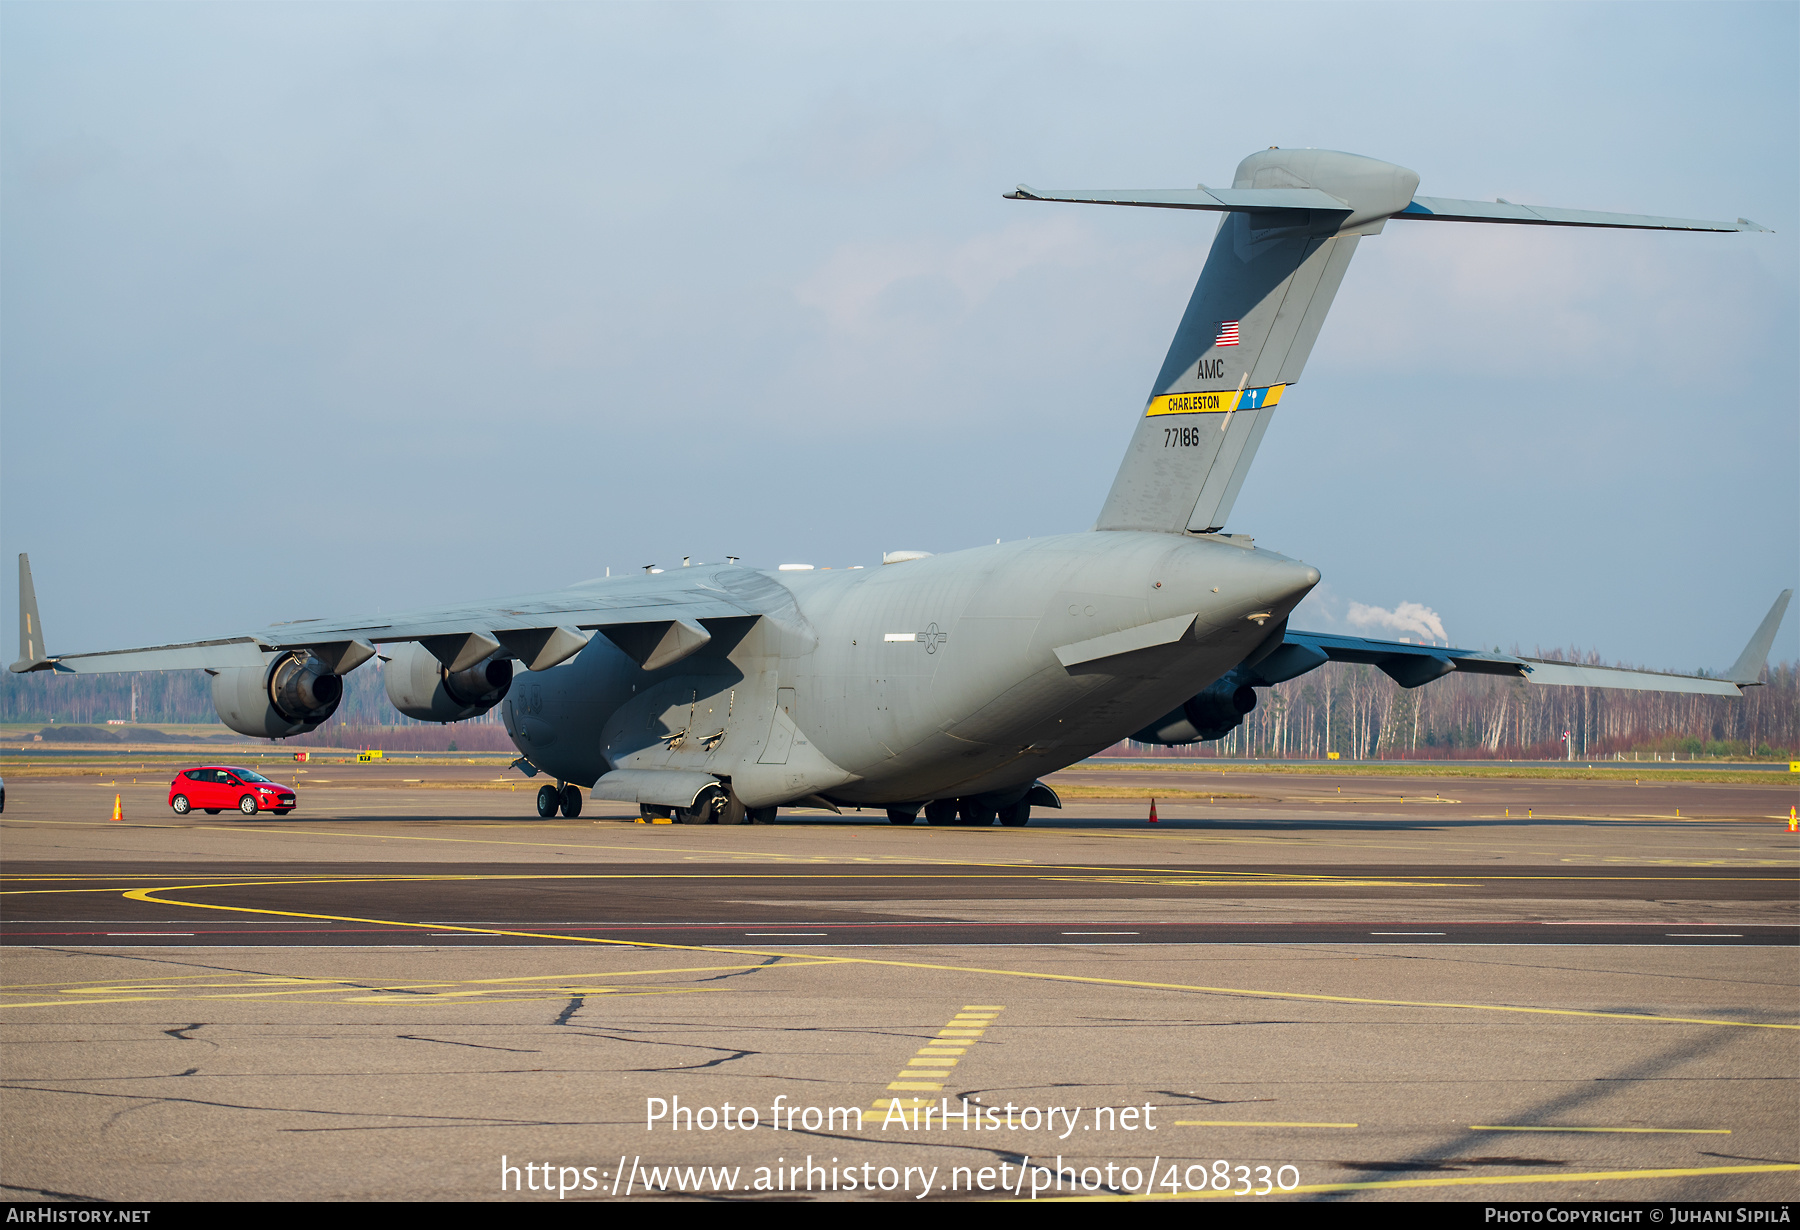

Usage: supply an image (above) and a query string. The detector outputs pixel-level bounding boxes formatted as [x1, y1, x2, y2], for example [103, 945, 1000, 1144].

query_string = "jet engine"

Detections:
[1131, 670, 1258, 745]
[211, 652, 344, 739]
[384, 640, 513, 723]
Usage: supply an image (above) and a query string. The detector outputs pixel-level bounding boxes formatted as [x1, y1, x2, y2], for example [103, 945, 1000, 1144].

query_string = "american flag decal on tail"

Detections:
[1214, 320, 1240, 347]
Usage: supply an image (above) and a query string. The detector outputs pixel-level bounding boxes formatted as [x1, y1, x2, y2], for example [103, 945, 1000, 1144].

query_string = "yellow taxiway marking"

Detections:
[4, 866, 1579, 897]
[880, 1005, 1004, 1100]
[1042, 876, 1472, 887]
[1469, 1124, 1730, 1134]
[1172, 1120, 1357, 1128]
[1044, 1163, 1798, 1201]
[17, 881, 1775, 1030]
[0, 960, 839, 1005]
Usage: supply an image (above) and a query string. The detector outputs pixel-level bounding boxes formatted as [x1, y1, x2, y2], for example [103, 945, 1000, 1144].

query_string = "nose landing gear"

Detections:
[537, 783, 582, 818]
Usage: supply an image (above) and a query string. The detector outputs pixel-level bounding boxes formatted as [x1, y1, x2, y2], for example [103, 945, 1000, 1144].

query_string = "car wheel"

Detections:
[171, 795, 191, 815]
[238, 795, 259, 815]
[559, 785, 582, 818]
[536, 785, 560, 818]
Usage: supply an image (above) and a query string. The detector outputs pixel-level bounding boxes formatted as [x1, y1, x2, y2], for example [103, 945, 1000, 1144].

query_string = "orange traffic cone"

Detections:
[1148, 797, 1158, 824]
[111, 795, 122, 822]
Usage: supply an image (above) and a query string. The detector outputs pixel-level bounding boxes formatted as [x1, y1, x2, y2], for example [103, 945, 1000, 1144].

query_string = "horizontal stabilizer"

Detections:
[1397, 196, 1767, 233]
[1007, 185, 1353, 214]
[1011, 149, 1769, 539]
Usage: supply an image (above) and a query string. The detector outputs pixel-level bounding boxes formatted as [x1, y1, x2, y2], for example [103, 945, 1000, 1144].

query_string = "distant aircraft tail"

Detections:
[1008, 148, 1766, 536]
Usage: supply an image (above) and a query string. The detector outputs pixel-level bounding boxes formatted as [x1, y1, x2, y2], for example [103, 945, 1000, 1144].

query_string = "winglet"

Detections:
[9, 554, 55, 673]
[1724, 589, 1792, 684]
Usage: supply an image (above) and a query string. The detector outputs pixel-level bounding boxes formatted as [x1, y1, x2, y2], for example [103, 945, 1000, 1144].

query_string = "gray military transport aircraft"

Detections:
[12, 148, 1791, 826]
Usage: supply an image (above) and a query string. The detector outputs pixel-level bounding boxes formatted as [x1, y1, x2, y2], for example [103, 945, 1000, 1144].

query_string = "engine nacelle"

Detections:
[1131, 671, 1258, 745]
[384, 640, 513, 723]
[211, 652, 344, 739]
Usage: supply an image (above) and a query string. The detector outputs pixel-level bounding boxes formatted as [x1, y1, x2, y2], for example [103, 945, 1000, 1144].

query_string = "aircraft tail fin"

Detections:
[1008, 148, 1767, 536]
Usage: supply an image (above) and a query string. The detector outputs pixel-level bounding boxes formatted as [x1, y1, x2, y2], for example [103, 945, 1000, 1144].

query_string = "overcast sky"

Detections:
[4, 2, 1795, 674]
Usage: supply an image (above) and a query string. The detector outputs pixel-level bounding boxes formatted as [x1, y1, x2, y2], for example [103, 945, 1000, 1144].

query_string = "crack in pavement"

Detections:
[0, 1083, 592, 1127]
[396, 1035, 541, 1054]
[629, 1048, 759, 1074]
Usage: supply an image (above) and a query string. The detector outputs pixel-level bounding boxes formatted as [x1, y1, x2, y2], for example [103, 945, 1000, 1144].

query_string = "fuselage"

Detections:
[501, 531, 1318, 808]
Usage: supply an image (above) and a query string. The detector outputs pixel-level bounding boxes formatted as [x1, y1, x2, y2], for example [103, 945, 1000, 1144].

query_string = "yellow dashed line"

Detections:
[1469, 1124, 1730, 1135]
[1173, 1120, 1358, 1129]
[1043, 1163, 1798, 1201]
[875, 1004, 1006, 1106]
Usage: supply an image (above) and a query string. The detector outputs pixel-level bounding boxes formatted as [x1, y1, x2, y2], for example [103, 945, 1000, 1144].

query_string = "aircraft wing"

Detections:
[1247, 591, 1791, 697]
[9, 558, 798, 677]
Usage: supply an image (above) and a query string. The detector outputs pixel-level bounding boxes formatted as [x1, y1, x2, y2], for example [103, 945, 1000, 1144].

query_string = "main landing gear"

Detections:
[537, 783, 582, 818]
[919, 797, 1030, 827]
[639, 787, 773, 825]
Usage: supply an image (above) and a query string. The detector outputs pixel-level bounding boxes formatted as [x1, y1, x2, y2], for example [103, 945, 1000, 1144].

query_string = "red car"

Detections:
[169, 766, 297, 816]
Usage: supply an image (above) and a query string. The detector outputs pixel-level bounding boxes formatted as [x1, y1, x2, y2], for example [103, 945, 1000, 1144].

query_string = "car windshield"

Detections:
[230, 769, 271, 783]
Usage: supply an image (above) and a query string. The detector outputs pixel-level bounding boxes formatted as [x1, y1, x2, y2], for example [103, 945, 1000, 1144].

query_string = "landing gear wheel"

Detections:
[887, 808, 919, 825]
[171, 795, 191, 815]
[238, 795, 259, 815]
[923, 800, 958, 826]
[719, 792, 750, 825]
[958, 799, 997, 826]
[537, 785, 560, 818]
[677, 787, 721, 824]
[746, 806, 777, 824]
[997, 800, 1030, 827]
[639, 805, 674, 822]
[559, 785, 582, 818]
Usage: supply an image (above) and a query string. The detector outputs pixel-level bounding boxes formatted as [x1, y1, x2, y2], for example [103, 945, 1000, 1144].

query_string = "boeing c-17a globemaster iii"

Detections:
[12, 148, 1790, 825]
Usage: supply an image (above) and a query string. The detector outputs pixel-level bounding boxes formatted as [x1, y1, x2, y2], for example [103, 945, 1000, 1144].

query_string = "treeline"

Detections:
[1113, 655, 1798, 760]
[0, 661, 502, 730]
